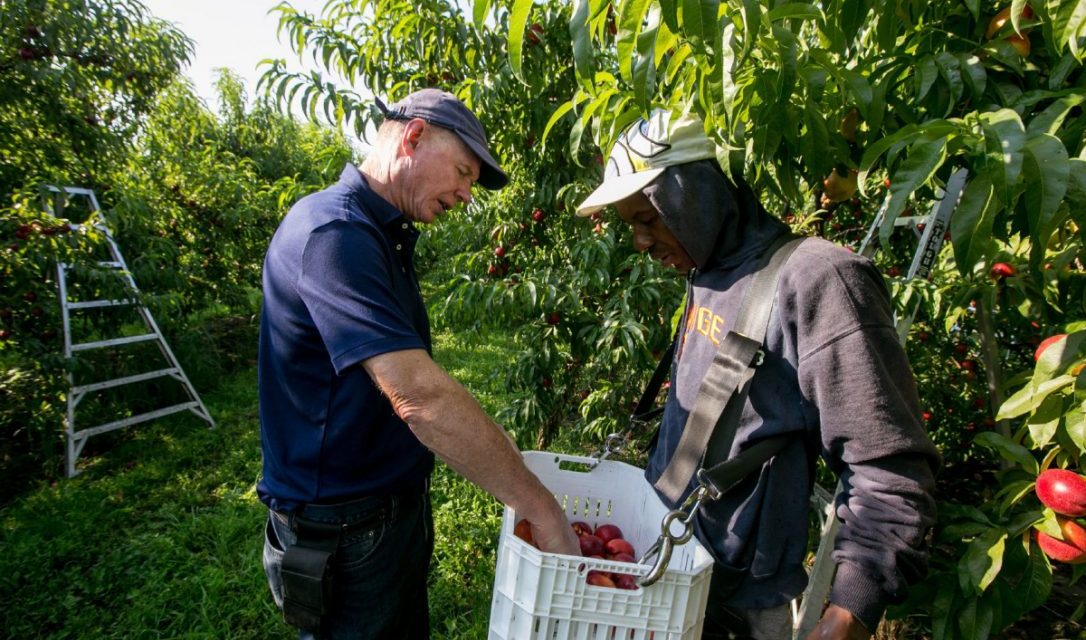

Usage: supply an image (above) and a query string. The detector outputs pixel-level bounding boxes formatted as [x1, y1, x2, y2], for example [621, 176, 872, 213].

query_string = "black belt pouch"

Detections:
[281, 519, 341, 632]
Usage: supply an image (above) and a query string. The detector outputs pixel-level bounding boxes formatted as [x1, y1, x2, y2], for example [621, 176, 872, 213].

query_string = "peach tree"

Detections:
[0, 0, 351, 485]
[543, 0, 1085, 636]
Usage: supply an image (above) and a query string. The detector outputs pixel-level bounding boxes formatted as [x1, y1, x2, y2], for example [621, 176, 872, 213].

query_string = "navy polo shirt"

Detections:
[257, 163, 434, 512]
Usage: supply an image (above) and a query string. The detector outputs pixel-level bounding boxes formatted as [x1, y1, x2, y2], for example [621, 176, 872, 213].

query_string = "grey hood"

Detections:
[642, 160, 790, 271]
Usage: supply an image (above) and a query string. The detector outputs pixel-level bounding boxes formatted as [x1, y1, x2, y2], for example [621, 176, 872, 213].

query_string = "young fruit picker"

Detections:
[257, 88, 579, 639]
[575, 110, 940, 640]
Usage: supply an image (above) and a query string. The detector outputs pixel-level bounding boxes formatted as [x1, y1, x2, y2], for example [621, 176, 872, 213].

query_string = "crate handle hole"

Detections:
[557, 459, 596, 473]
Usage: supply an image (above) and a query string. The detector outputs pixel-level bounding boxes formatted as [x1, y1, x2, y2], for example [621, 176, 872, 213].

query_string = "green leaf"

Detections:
[857, 121, 956, 178]
[950, 174, 996, 278]
[1067, 408, 1086, 455]
[569, 89, 615, 160]
[958, 53, 987, 98]
[957, 595, 995, 640]
[932, 577, 957, 640]
[569, 0, 595, 91]
[736, 0, 762, 68]
[998, 375, 1077, 421]
[1065, 158, 1086, 224]
[916, 55, 938, 101]
[879, 136, 948, 244]
[1049, 0, 1086, 59]
[617, 0, 653, 81]
[840, 68, 873, 120]
[934, 52, 964, 116]
[801, 101, 832, 180]
[1017, 542, 1054, 611]
[979, 109, 1027, 207]
[631, 9, 661, 112]
[1011, 0, 1030, 34]
[1027, 94, 1085, 136]
[681, 0, 705, 45]
[660, 0, 680, 32]
[1022, 133, 1070, 268]
[764, 3, 821, 22]
[507, 0, 533, 83]
[472, 0, 492, 30]
[973, 432, 1039, 473]
[542, 97, 582, 149]
[960, 527, 1007, 594]
[1027, 394, 1063, 448]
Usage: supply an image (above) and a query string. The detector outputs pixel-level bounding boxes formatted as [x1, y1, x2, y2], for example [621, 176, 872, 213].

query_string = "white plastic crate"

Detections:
[488, 451, 714, 640]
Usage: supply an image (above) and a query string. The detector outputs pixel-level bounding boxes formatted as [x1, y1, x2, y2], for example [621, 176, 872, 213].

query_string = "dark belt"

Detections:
[274, 480, 428, 632]
[273, 479, 428, 536]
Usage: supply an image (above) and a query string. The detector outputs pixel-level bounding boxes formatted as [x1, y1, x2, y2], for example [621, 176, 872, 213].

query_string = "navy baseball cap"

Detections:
[376, 89, 509, 190]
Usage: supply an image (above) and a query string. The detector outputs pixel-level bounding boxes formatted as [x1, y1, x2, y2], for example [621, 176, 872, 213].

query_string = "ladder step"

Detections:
[72, 368, 179, 395]
[68, 299, 135, 310]
[71, 333, 159, 352]
[73, 401, 201, 440]
[97, 261, 124, 268]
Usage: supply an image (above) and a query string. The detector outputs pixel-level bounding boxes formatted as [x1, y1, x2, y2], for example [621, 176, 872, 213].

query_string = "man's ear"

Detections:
[399, 118, 426, 158]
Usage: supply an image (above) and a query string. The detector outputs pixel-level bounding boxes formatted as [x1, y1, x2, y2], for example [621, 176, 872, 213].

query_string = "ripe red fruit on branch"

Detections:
[1058, 516, 1086, 552]
[531, 208, 545, 222]
[1006, 33, 1031, 57]
[987, 4, 1035, 39]
[19, 47, 36, 61]
[494, 245, 506, 258]
[1034, 334, 1066, 362]
[1036, 469, 1086, 517]
[525, 23, 544, 46]
[1036, 531, 1086, 564]
[547, 312, 560, 325]
[989, 262, 1016, 279]
[821, 168, 858, 205]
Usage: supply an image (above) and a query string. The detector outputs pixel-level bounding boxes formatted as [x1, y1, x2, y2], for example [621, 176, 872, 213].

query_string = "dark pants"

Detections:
[263, 485, 433, 640]
[700, 566, 794, 639]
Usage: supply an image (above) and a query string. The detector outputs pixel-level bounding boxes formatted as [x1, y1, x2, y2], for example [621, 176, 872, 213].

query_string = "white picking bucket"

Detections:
[488, 451, 714, 639]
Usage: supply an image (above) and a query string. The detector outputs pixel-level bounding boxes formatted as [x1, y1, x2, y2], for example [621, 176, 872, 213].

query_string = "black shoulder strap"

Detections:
[654, 234, 805, 504]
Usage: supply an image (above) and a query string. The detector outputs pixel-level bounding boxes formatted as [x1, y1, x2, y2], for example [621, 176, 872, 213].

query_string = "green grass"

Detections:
[0, 330, 524, 639]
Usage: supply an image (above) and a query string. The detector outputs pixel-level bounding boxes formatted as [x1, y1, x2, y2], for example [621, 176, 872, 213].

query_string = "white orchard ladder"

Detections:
[792, 168, 968, 639]
[41, 185, 215, 477]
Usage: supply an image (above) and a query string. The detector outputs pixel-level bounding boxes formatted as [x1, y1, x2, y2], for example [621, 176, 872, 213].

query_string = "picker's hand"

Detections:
[528, 506, 581, 556]
[804, 604, 871, 640]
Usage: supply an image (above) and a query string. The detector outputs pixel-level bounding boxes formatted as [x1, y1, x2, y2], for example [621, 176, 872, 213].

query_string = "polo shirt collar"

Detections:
[338, 163, 416, 232]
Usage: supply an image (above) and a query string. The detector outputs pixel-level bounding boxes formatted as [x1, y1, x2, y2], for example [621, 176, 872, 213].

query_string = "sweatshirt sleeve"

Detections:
[782, 244, 940, 631]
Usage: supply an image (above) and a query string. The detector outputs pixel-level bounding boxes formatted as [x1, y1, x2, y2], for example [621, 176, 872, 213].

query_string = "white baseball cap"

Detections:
[575, 109, 718, 216]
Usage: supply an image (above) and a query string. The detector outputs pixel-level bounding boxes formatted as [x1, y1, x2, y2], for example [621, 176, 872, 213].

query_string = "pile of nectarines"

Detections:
[513, 518, 643, 589]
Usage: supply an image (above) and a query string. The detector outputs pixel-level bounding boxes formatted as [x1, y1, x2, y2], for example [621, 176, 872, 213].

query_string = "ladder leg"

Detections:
[45, 184, 217, 478]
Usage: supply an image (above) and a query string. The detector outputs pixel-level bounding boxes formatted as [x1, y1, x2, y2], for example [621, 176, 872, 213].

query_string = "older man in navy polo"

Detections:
[258, 89, 579, 639]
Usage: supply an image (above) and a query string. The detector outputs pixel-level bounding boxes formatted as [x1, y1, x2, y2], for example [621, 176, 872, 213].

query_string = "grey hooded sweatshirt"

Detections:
[641, 160, 939, 631]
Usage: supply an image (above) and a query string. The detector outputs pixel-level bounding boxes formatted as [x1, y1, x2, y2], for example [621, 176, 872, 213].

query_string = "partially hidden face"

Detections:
[401, 123, 480, 224]
[613, 191, 696, 273]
